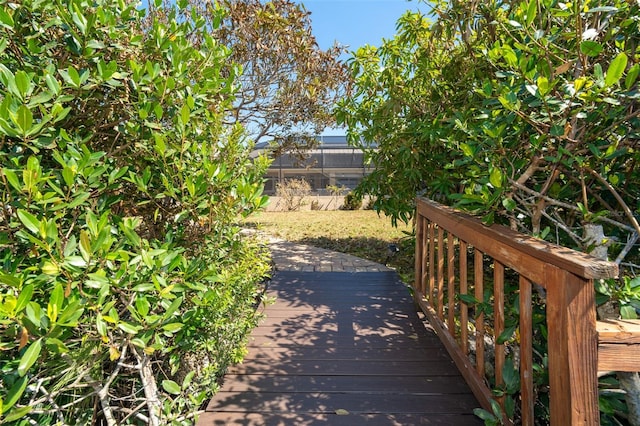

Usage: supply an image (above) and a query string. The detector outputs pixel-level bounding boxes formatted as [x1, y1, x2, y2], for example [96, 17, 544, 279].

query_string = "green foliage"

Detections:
[473, 399, 504, 426]
[0, 0, 270, 423]
[337, 3, 639, 422]
[162, 0, 351, 154]
[336, 0, 640, 253]
[599, 374, 631, 425]
[597, 277, 640, 319]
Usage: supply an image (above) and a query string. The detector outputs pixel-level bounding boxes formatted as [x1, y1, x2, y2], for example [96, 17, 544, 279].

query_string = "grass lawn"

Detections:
[243, 210, 415, 282]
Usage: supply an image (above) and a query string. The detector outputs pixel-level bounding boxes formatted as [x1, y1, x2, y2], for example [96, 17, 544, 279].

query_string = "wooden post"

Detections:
[519, 276, 534, 426]
[545, 266, 599, 425]
[474, 249, 485, 379]
[447, 233, 456, 334]
[460, 241, 469, 355]
[437, 226, 445, 320]
[494, 261, 505, 411]
[415, 215, 424, 299]
[428, 221, 435, 308]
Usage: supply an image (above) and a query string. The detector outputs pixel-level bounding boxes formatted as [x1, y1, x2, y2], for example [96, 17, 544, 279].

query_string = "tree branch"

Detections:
[509, 179, 636, 233]
[60, 353, 118, 426]
[132, 346, 161, 426]
[585, 167, 640, 238]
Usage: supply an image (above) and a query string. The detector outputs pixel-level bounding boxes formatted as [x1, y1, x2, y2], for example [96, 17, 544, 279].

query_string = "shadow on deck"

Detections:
[197, 271, 482, 425]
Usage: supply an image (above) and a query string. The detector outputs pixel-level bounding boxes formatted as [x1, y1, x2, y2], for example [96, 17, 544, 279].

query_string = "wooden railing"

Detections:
[414, 198, 621, 425]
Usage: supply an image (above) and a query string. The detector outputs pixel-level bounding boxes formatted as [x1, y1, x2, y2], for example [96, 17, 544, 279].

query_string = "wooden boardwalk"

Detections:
[197, 271, 481, 425]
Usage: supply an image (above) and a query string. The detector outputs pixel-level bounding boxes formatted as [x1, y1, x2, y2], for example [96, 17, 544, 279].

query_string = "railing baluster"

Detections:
[494, 260, 505, 411]
[437, 226, 445, 320]
[519, 276, 534, 426]
[415, 215, 424, 297]
[460, 240, 469, 355]
[414, 198, 617, 425]
[413, 216, 424, 289]
[428, 220, 435, 309]
[474, 248, 485, 378]
[448, 233, 455, 334]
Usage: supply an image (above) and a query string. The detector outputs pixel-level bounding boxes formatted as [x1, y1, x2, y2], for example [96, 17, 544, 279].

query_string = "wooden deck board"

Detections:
[242, 346, 451, 361]
[227, 359, 462, 376]
[198, 271, 481, 425]
[218, 375, 473, 393]
[205, 391, 478, 413]
[197, 412, 482, 425]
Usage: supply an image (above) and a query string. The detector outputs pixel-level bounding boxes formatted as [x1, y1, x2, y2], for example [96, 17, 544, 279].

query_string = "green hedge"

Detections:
[0, 1, 270, 424]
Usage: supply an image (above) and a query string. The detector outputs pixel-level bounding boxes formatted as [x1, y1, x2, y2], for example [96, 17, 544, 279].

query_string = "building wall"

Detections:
[264, 195, 375, 211]
[264, 168, 370, 195]
[256, 136, 373, 195]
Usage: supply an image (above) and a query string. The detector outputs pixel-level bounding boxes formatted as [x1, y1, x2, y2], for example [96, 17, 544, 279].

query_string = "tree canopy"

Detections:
[153, 0, 351, 154]
[337, 0, 639, 258]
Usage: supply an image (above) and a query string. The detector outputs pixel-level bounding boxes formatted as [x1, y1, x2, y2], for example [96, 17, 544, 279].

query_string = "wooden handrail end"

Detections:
[597, 319, 640, 372]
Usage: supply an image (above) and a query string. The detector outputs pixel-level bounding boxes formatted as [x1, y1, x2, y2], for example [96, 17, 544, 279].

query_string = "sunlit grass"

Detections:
[243, 210, 415, 282]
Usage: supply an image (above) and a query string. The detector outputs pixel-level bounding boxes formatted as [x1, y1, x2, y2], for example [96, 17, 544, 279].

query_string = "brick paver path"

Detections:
[269, 240, 392, 273]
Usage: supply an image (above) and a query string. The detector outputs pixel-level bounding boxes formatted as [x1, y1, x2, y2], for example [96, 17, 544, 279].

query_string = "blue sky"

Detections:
[140, 0, 432, 52]
[294, 0, 432, 52]
[139, 0, 432, 136]
[294, 1, 432, 135]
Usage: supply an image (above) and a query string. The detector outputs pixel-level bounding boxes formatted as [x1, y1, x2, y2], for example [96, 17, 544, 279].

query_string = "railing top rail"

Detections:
[417, 197, 618, 280]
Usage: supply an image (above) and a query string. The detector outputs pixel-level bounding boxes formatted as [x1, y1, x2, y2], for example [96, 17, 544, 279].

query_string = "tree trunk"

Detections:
[583, 223, 609, 259]
[619, 372, 640, 426]
[134, 348, 161, 426]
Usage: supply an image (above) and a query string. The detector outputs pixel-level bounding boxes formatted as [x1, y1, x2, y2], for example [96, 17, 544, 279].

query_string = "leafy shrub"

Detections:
[342, 193, 362, 210]
[0, 0, 270, 424]
[275, 178, 311, 211]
